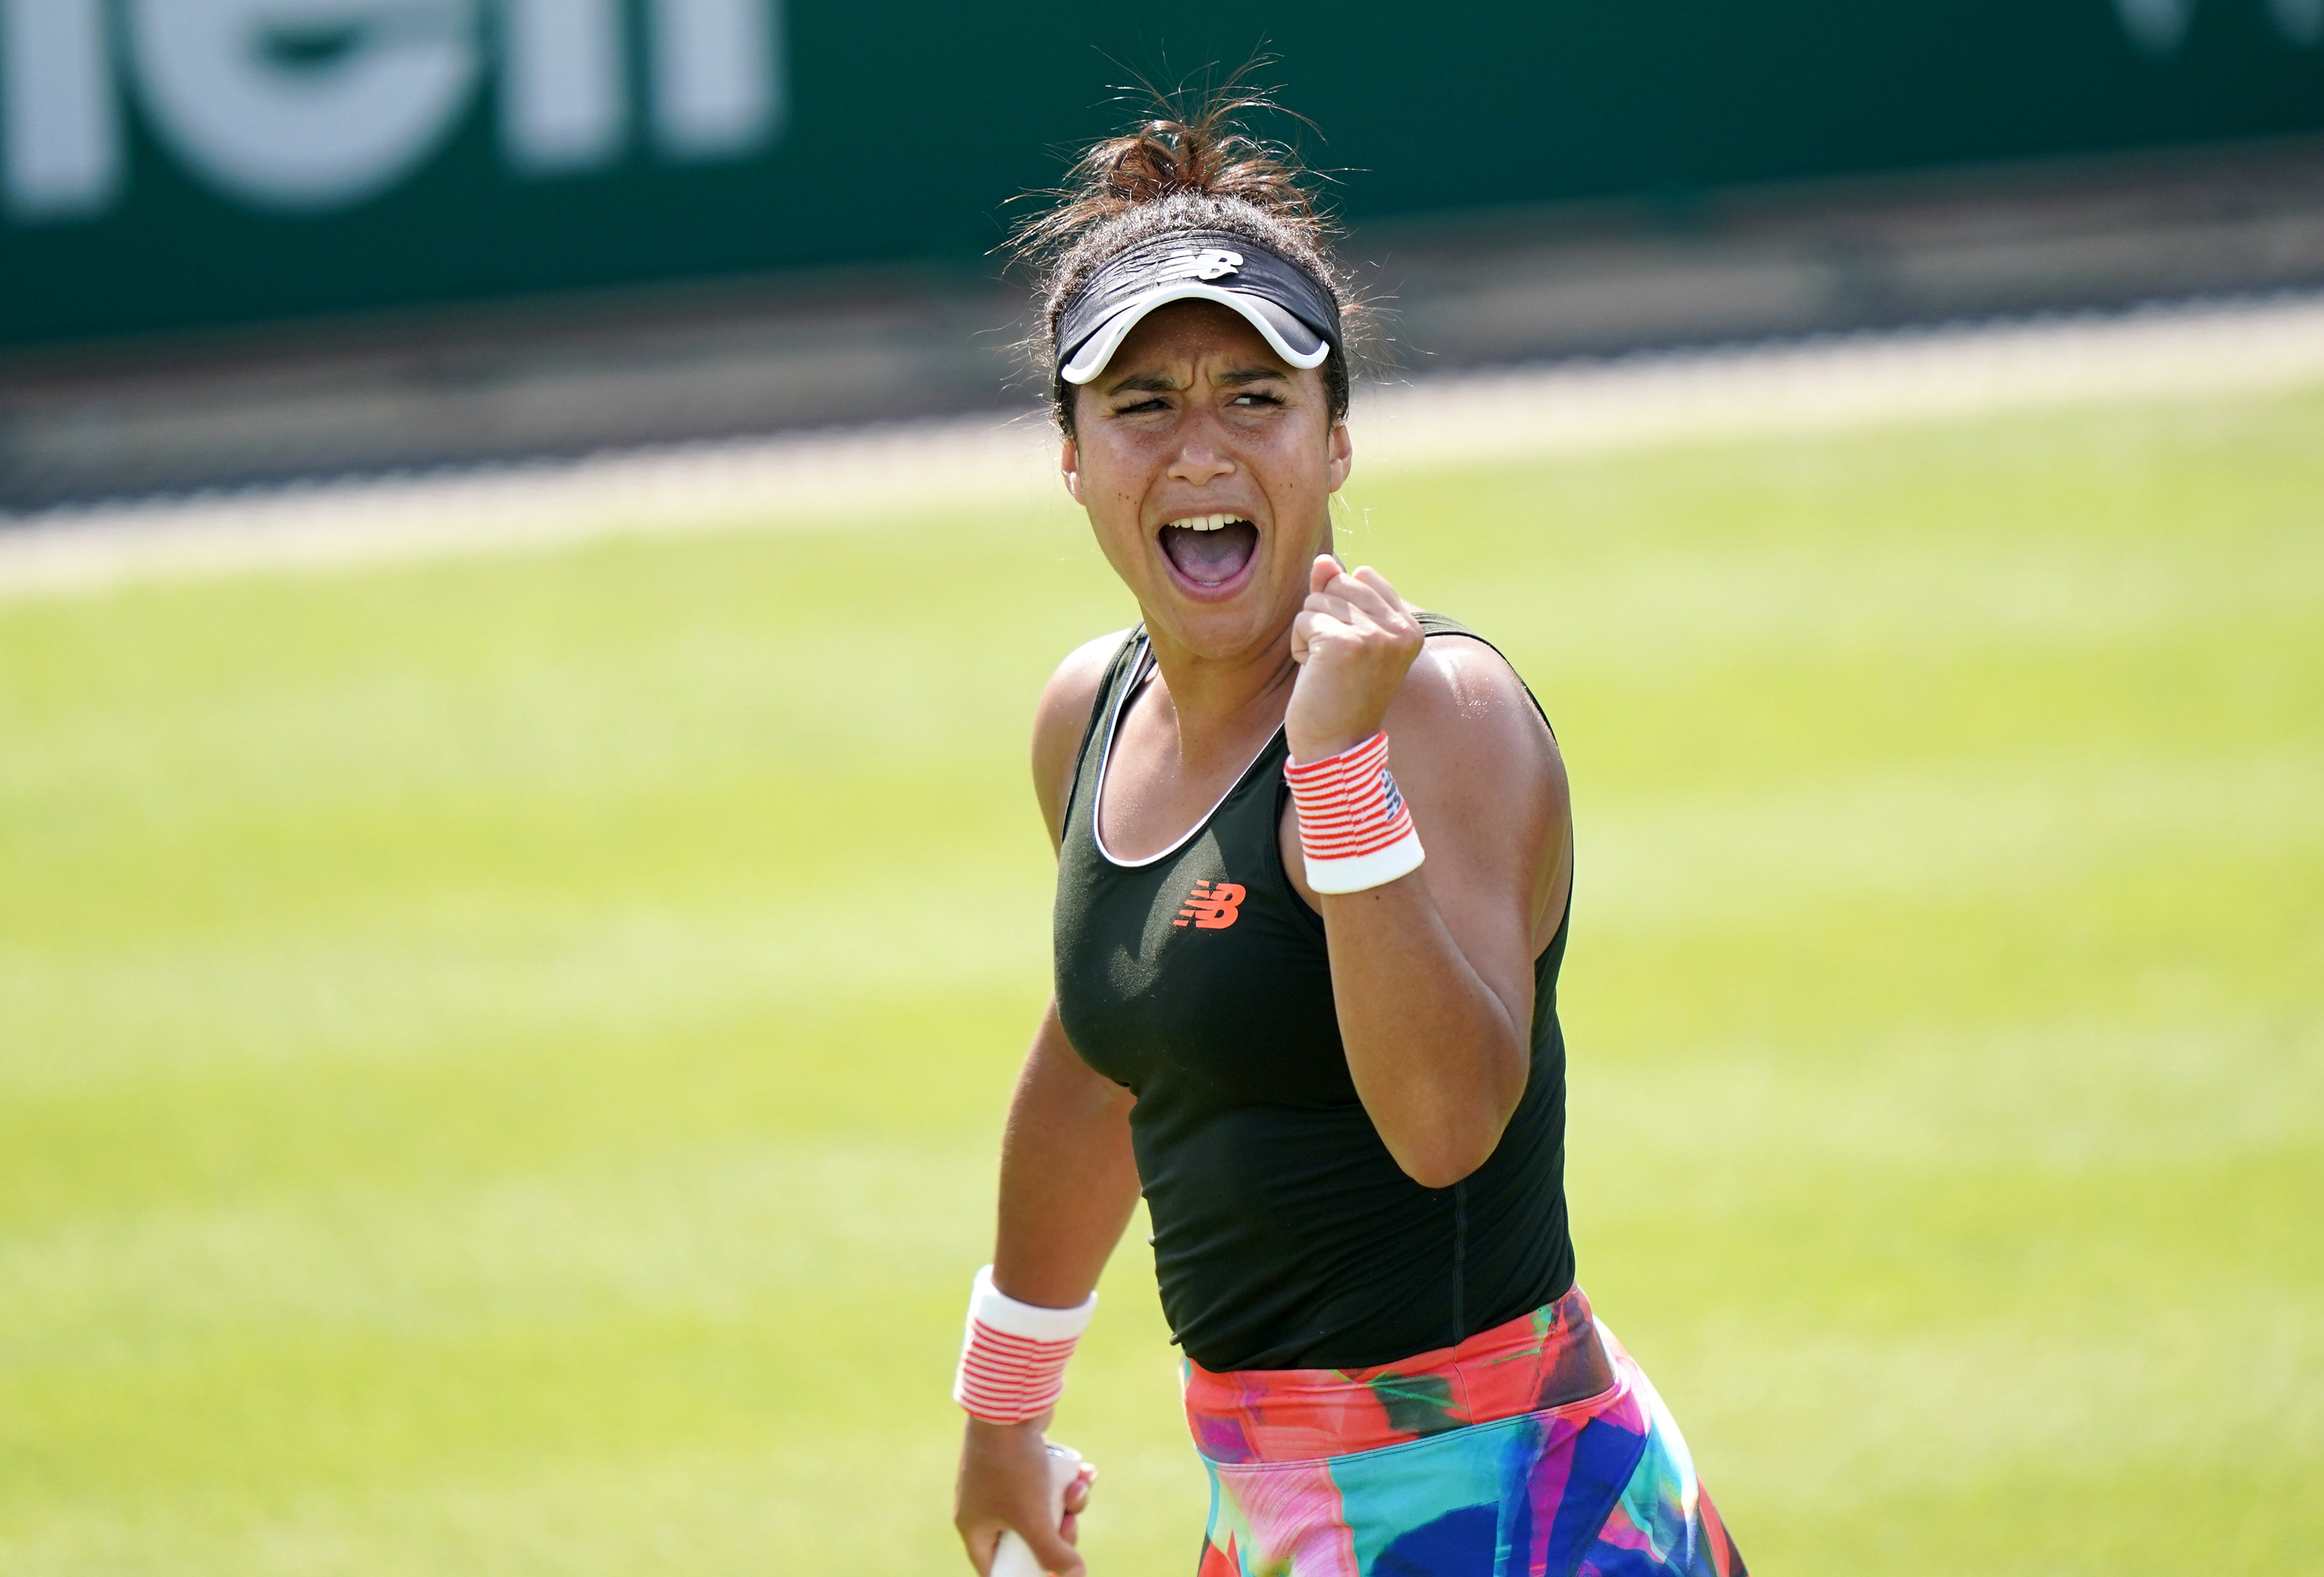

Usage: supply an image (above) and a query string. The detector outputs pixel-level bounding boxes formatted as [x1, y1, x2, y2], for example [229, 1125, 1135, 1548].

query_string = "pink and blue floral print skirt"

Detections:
[1183, 1286, 1744, 1577]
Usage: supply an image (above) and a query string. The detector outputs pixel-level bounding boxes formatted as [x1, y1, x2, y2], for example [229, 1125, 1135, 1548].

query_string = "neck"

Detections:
[1137, 618, 1301, 764]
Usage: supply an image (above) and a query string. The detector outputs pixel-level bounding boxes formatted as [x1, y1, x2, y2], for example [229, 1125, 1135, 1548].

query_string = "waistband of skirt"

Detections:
[1181, 1283, 1615, 1465]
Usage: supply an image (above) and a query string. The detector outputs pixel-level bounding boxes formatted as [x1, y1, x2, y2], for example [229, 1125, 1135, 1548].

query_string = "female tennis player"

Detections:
[951, 95, 1746, 1577]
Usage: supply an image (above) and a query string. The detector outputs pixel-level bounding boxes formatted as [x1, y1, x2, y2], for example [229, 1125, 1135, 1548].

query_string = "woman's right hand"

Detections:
[953, 1417, 1096, 1576]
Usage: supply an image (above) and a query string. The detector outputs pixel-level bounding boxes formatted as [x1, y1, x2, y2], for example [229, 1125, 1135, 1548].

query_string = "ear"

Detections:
[1325, 418, 1353, 494]
[1060, 435, 1083, 503]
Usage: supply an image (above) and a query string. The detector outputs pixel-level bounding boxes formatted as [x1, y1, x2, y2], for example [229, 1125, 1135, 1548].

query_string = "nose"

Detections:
[1167, 416, 1237, 487]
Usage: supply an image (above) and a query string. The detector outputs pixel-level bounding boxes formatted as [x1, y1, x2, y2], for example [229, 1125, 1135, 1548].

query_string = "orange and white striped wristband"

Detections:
[1284, 730, 1426, 894]
[952, 1265, 1097, 1425]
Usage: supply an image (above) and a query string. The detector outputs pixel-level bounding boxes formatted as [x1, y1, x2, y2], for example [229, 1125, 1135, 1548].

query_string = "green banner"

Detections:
[5, 1, 2322, 350]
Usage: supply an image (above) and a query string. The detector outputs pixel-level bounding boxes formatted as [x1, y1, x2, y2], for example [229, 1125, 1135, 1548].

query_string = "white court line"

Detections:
[4, 292, 2322, 601]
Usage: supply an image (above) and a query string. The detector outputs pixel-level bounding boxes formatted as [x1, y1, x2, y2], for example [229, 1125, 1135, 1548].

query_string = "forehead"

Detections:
[1101, 298, 1295, 380]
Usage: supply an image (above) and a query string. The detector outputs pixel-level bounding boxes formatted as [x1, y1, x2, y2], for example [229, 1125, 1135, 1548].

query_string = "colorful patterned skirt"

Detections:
[1183, 1286, 1745, 1577]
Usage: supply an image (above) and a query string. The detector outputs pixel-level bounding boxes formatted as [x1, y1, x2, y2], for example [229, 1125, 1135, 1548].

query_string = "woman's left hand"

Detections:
[1286, 556, 1425, 762]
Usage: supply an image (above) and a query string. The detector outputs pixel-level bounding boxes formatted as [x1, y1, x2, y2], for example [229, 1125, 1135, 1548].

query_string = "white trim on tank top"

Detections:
[1089, 636, 1286, 871]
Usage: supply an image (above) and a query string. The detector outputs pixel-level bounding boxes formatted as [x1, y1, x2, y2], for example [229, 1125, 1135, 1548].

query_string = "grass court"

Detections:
[2, 381, 2320, 1574]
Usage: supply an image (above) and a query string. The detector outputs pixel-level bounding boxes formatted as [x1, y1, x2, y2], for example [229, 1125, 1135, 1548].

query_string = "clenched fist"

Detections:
[1286, 556, 1424, 762]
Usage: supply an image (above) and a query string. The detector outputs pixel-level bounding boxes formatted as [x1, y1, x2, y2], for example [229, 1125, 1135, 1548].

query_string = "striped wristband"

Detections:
[1284, 730, 1426, 894]
[952, 1265, 1097, 1425]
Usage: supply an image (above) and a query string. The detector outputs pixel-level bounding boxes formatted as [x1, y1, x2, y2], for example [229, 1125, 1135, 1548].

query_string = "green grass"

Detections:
[3, 384, 2320, 1575]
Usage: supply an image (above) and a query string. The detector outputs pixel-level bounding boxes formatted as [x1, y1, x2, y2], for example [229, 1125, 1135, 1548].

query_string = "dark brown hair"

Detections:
[1010, 82, 1361, 436]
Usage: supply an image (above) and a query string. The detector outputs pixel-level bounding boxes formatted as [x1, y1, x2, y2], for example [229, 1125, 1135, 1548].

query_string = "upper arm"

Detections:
[1031, 630, 1131, 851]
[1380, 639, 1571, 1012]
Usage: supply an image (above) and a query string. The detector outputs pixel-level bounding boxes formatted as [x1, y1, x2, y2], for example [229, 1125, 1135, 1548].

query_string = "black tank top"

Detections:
[1052, 613, 1575, 1371]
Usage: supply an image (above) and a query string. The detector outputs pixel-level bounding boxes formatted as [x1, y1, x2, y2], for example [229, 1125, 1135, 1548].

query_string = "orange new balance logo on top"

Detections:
[1174, 879, 1245, 930]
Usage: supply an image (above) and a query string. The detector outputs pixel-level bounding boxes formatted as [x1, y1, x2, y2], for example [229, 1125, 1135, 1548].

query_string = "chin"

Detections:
[1154, 584, 1291, 656]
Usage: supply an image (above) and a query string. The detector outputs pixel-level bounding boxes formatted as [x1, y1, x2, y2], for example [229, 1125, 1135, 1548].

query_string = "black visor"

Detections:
[1056, 230, 1343, 385]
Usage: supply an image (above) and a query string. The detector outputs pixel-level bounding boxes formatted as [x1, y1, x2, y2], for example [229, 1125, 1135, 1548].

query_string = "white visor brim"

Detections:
[1059, 283, 1332, 386]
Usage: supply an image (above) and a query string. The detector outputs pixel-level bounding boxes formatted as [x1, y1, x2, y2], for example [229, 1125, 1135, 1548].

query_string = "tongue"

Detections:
[1163, 520, 1257, 586]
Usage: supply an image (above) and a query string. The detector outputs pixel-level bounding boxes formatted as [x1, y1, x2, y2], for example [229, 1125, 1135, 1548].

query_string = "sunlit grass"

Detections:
[2, 385, 2319, 1574]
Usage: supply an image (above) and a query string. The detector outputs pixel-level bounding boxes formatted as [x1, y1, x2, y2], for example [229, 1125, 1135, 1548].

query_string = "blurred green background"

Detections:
[2, 379, 2320, 1574]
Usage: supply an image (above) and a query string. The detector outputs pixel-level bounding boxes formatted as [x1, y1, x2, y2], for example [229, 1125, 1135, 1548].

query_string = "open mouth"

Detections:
[1160, 514, 1259, 590]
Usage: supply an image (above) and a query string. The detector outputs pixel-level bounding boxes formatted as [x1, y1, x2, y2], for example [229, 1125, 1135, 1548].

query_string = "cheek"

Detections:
[1084, 450, 1149, 515]
[1073, 440, 1157, 558]
[1073, 420, 1129, 477]
[1081, 427, 1174, 507]
[1254, 431, 1333, 509]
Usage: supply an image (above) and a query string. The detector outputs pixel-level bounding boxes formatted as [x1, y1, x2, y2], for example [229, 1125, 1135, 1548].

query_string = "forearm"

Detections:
[1323, 876, 1529, 1189]
[992, 1001, 1143, 1309]
[956, 1003, 1121, 1575]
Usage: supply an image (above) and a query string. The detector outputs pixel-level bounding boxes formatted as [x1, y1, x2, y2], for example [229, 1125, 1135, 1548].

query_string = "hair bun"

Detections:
[1088, 108, 1317, 217]
[1013, 84, 1324, 265]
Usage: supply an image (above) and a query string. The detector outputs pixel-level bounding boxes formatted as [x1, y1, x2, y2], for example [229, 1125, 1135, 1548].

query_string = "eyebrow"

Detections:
[1103, 371, 1181, 395]
[1101, 364, 1289, 396]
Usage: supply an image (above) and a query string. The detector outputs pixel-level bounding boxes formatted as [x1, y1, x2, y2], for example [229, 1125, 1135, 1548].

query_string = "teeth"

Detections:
[1166, 513, 1241, 531]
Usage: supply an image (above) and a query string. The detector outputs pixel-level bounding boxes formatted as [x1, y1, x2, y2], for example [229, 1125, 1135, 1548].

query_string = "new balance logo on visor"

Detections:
[1151, 248, 1243, 283]
[1174, 880, 1245, 929]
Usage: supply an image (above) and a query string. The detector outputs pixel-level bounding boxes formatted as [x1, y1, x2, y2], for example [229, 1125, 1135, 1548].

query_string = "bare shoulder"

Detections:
[1383, 633, 1562, 794]
[1032, 628, 1134, 846]
[1383, 631, 1571, 938]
